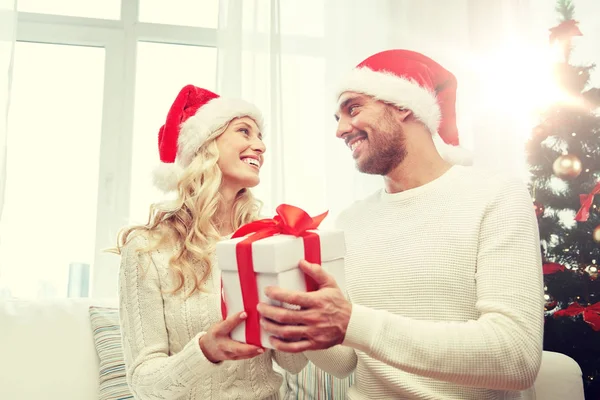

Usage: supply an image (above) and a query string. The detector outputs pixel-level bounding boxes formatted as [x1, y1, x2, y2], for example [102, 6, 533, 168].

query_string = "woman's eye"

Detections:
[239, 128, 249, 136]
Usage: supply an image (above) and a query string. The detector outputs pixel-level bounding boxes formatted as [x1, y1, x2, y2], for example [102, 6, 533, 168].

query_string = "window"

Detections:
[128, 42, 218, 225]
[237, 0, 324, 37]
[5, 1, 220, 300]
[280, 0, 324, 37]
[17, 0, 120, 20]
[279, 55, 327, 214]
[138, 0, 219, 28]
[0, 42, 105, 299]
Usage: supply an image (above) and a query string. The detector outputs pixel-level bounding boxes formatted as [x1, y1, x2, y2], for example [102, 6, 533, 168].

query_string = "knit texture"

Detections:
[118, 234, 307, 400]
[307, 166, 544, 400]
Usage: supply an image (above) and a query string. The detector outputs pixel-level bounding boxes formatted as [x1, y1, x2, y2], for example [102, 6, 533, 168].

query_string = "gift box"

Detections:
[216, 204, 346, 349]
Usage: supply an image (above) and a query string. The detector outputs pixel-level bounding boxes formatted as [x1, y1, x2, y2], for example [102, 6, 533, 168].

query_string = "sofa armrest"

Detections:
[533, 351, 584, 400]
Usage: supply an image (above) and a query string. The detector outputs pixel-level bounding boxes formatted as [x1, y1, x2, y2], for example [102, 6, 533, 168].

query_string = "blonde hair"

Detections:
[111, 124, 262, 296]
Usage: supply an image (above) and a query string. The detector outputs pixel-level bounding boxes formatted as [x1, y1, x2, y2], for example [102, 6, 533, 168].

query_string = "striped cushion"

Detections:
[282, 360, 354, 400]
[89, 306, 134, 400]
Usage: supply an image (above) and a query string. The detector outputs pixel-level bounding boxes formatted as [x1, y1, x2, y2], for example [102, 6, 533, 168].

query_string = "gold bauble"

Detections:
[552, 154, 582, 180]
[532, 124, 547, 138]
[593, 225, 600, 243]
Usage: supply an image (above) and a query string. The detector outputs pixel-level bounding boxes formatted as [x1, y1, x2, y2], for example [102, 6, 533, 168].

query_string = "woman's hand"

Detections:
[199, 311, 264, 363]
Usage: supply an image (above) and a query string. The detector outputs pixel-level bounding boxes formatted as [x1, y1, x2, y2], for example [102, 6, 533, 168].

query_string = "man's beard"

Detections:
[356, 111, 407, 176]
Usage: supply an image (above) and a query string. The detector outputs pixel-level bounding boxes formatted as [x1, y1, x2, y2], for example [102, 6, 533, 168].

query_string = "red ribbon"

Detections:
[554, 302, 600, 331]
[575, 181, 600, 222]
[543, 262, 566, 275]
[221, 204, 328, 347]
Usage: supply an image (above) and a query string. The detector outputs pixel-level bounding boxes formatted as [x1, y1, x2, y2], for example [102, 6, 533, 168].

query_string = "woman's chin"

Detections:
[237, 175, 260, 190]
[246, 177, 260, 189]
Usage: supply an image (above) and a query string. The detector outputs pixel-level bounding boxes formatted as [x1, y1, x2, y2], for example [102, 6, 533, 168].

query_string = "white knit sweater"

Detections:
[118, 234, 307, 400]
[306, 166, 544, 400]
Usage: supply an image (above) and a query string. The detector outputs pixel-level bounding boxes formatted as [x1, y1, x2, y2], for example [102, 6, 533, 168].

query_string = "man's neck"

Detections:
[383, 153, 452, 194]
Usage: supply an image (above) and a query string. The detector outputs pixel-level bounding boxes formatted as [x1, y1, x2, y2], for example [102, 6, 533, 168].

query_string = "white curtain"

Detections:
[0, 0, 16, 230]
[216, 0, 593, 224]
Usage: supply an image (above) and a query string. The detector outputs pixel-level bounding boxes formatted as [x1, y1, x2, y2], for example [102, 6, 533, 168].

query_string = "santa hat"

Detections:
[153, 84, 264, 192]
[335, 49, 473, 165]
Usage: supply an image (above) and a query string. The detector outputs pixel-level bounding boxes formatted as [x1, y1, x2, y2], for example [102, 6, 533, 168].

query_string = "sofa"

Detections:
[0, 298, 586, 400]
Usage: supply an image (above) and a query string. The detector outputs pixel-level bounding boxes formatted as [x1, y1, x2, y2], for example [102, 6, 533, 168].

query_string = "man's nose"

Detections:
[336, 117, 353, 139]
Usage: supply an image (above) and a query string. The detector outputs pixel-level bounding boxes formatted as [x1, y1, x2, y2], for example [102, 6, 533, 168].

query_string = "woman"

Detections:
[114, 85, 307, 399]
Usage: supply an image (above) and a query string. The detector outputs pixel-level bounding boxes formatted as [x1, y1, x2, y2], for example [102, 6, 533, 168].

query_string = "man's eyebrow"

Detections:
[334, 96, 360, 121]
[340, 96, 359, 111]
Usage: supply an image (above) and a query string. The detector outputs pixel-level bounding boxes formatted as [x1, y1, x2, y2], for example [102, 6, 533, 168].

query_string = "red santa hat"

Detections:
[335, 49, 473, 165]
[153, 84, 264, 192]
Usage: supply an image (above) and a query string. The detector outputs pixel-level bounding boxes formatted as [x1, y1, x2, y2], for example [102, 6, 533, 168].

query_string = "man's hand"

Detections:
[256, 259, 352, 353]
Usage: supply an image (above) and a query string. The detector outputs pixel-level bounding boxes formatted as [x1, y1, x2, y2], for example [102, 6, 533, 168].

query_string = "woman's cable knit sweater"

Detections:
[118, 234, 307, 400]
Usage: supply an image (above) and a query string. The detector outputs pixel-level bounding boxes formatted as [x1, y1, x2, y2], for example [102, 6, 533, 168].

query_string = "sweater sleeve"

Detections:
[118, 235, 225, 400]
[303, 346, 357, 379]
[341, 179, 544, 391]
[272, 350, 308, 374]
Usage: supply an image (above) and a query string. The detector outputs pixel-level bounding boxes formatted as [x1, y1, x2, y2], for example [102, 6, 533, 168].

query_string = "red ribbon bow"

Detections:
[554, 302, 600, 331]
[543, 262, 565, 275]
[575, 181, 600, 222]
[221, 204, 328, 347]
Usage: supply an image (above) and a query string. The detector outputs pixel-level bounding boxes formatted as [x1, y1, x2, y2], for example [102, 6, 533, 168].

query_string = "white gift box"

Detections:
[216, 229, 346, 349]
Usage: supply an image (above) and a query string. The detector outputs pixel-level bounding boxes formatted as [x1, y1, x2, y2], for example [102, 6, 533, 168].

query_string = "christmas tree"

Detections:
[526, 0, 600, 398]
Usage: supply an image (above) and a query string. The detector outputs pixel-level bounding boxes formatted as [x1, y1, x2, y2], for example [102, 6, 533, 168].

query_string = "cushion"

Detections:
[89, 306, 134, 400]
[281, 360, 354, 400]
[0, 298, 116, 400]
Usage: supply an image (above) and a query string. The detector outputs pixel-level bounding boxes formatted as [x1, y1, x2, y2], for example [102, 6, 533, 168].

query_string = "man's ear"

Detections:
[396, 108, 413, 122]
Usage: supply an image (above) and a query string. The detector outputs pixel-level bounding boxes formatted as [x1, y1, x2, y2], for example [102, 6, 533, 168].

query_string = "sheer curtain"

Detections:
[216, 0, 551, 224]
[0, 0, 16, 241]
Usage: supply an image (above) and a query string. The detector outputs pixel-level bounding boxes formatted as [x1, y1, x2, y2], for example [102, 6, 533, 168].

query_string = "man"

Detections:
[257, 49, 544, 399]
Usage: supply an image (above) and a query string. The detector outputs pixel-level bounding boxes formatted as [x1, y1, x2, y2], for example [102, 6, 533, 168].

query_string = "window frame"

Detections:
[14, 1, 219, 298]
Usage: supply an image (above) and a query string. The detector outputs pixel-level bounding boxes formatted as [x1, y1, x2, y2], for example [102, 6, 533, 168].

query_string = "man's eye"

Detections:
[349, 105, 359, 116]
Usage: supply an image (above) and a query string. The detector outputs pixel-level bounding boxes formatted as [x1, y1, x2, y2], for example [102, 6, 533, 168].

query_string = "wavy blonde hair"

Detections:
[111, 124, 262, 296]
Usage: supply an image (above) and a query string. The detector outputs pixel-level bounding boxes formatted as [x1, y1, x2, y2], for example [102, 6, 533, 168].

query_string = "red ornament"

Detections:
[534, 201, 545, 217]
[545, 299, 558, 311]
[549, 20, 583, 63]
[549, 19, 583, 43]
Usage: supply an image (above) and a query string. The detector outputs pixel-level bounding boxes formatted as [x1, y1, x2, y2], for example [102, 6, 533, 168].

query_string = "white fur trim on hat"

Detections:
[177, 97, 264, 166]
[335, 67, 441, 135]
[432, 134, 473, 166]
